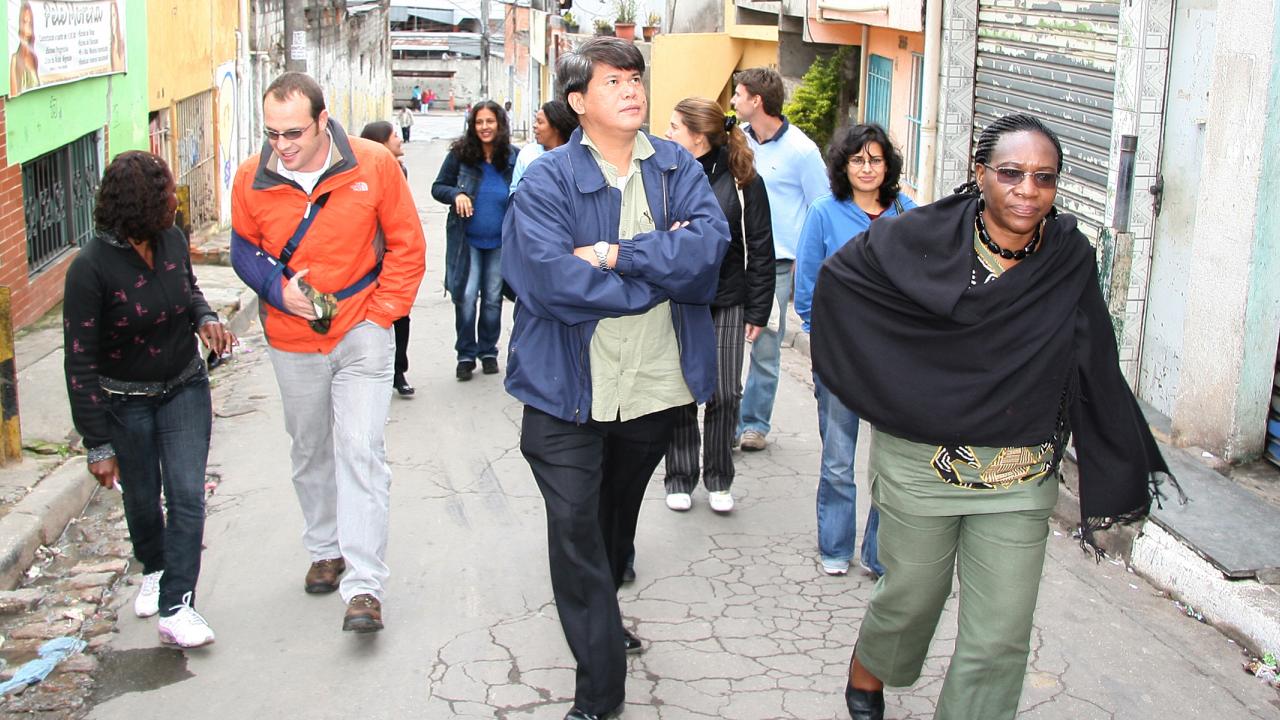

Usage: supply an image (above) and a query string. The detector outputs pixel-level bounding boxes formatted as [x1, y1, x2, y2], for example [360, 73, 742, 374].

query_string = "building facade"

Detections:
[0, 0, 149, 329]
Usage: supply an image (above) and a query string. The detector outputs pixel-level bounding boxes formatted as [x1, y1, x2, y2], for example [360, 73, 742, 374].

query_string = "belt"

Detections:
[100, 355, 206, 397]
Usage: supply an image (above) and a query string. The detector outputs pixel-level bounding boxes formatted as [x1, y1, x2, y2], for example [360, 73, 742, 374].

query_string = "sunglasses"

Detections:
[982, 163, 1058, 189]
[263, 120, 317, 143]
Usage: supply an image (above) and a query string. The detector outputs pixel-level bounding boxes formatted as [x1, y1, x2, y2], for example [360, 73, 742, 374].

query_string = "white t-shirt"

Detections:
[277, 141, 333, 196]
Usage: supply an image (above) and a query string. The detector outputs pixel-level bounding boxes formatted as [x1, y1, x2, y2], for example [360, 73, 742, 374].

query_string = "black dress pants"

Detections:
[520, 404, 681, 714]
[393, 315, 410, 377]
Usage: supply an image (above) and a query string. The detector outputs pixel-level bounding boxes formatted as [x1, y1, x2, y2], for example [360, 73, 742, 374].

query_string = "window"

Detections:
[22, 132, 100, 275]
[905, 52, 925, 187]
[865, 54, 893, 131]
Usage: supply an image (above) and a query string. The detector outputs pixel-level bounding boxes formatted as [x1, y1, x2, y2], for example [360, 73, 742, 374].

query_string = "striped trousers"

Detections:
[663, 304, 746, 494]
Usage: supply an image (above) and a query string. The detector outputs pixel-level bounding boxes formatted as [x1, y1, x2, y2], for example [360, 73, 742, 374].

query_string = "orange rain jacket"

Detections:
[230, 119, 426, 353]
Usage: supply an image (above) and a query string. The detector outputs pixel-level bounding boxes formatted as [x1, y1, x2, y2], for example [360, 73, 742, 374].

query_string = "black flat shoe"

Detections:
[621, 566, 636, 584]
[845, 680, 885, 720]
[481, 356, 499, 374]
[393, 375, 415, 396]
[622, 627, 643, 654]
[456, 361, 475, 381]
[564, 702, 622, 720]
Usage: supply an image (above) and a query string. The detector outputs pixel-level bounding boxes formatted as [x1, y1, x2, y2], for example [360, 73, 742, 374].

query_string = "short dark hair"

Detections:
[827, 124, 903, 206]
[733, 67, 784, 118]
[94, 151, 175, 243]
[360, 120, 395, 144]
[264, 72, 326, 120]
[540, 100, 580, 144]
[556, 36, 645, 103]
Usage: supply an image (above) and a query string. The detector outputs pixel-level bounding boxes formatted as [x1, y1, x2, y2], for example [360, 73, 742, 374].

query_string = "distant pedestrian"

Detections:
[730, 67, 829, 453]
[793, 123, 915, 579]
[63, 150, 235, 648]
[661, 96, 775, 514]
[431, 99, 517, 381]
[423, 88, 436, 114]
[502, 37, 729, 719]
[811, 113, 1179, 720]
[230, 72, 426, 633]
[397, 105, 413, 143]
[509, 99, 579, 194]
[360, 120, 416, 397]
[411, 84, 422, 111]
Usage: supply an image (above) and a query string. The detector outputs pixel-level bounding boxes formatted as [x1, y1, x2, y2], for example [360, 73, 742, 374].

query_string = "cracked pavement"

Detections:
[84, 117, 1280, 719]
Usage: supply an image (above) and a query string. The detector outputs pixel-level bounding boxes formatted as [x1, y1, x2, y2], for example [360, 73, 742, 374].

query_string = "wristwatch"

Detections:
[593, 241, 610, 271]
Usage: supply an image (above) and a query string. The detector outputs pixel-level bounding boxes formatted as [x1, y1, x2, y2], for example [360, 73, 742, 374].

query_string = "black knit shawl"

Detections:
[811, 192, 1177, 546]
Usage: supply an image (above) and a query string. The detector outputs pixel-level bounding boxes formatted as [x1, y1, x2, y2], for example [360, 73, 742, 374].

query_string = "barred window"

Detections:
[22, 132, 100, 275]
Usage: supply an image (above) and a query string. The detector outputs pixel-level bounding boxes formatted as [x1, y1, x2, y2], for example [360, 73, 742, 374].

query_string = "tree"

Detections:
[783, 47, 851, 152]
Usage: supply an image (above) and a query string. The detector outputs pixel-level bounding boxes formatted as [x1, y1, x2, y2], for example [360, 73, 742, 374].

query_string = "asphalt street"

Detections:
[84, 113, 1280, 720]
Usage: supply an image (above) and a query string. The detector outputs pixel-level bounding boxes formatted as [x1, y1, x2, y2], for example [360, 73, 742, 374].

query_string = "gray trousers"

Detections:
[267, 321, 395, 602]
[664, 304, 745, 493]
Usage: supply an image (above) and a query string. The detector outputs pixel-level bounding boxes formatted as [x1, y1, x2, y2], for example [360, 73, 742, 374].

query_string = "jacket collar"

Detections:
[252, 117, 358, 192]
[565, 127, 679, 194]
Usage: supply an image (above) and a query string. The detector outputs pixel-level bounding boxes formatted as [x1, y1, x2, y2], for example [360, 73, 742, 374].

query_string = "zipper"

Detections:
[575, 324, 588, 422]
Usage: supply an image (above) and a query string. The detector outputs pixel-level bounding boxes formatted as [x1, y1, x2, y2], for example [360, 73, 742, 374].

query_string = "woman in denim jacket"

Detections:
[431, 100, 518, 381]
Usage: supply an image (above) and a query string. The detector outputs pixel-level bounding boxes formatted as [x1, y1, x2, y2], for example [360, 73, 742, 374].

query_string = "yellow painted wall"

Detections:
[148, 0, 239, 110]
[866, 27, 924, 151]
[649, 34, 778, 130]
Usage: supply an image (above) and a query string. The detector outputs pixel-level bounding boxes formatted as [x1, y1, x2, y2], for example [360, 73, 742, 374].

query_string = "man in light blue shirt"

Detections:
[730, 67, 829, 451]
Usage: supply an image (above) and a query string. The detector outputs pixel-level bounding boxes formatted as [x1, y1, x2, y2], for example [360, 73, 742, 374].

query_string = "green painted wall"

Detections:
[3, 0, 149, 165]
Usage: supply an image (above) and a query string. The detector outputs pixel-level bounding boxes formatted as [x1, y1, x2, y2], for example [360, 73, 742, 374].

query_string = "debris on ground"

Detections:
[0, 637, 87, 694]
[1172, 600, 1205, 623]
[1243, 653, 1280, 689]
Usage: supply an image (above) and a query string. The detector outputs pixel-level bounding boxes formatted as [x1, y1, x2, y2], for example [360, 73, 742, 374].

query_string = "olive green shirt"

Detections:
[581, 131, 693, 422]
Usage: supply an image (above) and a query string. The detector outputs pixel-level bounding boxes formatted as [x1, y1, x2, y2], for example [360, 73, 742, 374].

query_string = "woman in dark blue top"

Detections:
[431, 100, 518, 381]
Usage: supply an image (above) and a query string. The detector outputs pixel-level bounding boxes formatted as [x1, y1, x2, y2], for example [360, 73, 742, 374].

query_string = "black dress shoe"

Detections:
[845, 680, 885, 720]
[481, 356, 499, 374]
[393, 374, 415, 396]
[456, 361, 475, 381]
[622, 627, 643, 654]
[564, 702, 622, 720]
[621, 566, 636, 584]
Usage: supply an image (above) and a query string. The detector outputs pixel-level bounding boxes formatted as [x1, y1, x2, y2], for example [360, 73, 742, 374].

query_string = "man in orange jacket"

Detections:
[230, 72, 426, 633]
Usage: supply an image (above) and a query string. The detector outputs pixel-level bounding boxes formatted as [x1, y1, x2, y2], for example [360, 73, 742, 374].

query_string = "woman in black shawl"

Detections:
[811, 114, 1175, 720]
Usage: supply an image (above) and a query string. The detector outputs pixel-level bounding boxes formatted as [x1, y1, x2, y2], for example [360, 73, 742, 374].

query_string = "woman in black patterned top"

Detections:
[62, 151, 234, 648]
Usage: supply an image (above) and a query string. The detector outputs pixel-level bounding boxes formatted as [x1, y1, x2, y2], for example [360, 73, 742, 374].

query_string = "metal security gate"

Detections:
[174, 90, 218, 228]
[974, 0, 1120, 243]
[21, 133, 100, 274]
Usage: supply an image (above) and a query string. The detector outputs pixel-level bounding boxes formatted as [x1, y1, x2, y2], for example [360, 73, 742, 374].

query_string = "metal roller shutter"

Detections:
[974, 0, 1120, 243]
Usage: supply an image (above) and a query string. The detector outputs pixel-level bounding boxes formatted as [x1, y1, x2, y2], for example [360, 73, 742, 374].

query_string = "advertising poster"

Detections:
[8, 0, 127, 97]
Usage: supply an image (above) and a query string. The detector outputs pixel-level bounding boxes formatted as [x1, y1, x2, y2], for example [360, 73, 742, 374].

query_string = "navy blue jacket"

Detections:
[501, 128, 730, 423]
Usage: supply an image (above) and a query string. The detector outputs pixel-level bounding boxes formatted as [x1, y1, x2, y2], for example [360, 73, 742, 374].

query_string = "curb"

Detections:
[0, 458, 97, 590]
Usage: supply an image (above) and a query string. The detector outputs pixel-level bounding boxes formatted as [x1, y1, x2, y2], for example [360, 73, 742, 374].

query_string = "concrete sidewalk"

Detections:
[0, 264, 257, 590]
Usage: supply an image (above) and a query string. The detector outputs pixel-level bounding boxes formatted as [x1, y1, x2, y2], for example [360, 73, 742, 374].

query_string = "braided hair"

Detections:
[954, 113, 1064, 195]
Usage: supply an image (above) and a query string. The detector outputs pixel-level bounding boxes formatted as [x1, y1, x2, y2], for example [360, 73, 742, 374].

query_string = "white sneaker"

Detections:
[665, 492, 692, 511]
[158, 593, 215, 648]
[134, 571, 162, 618]
[708, 491, 734, 513]
[821, 560, 850, 576]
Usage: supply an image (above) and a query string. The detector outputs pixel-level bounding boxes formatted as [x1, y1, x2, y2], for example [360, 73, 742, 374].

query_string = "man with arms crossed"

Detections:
[502, 38, 729, 720]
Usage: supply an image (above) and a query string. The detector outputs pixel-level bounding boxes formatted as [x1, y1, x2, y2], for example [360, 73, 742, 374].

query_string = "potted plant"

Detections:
[613, 0, 637, 41]
[562, 11, 579, 33]
[593, 17, 614, 36]
[642, 11, 660, 41]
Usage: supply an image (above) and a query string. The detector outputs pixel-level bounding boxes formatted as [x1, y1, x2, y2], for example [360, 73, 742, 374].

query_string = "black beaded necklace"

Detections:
[976, 197, 1042, 261]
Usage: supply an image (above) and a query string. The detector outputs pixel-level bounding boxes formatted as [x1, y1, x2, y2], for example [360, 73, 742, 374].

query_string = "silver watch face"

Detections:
[593, 241, 609, 255]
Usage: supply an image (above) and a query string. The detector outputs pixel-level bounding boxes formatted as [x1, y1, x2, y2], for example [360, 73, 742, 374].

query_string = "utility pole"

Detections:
[283, 0, 308, 72]
[479, 0, 490, 98]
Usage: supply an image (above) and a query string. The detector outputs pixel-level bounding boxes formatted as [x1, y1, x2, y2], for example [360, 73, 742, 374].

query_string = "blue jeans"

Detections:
[454, 244, 503, 361]
[738, 260, 793, 437]
[107, 373, 212, 615]
[814, 372, 882, 574]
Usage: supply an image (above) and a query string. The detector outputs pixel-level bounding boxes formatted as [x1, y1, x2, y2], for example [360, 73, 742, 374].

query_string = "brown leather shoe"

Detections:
[342, 594, 383, 633]
[304, 558, 346, 594]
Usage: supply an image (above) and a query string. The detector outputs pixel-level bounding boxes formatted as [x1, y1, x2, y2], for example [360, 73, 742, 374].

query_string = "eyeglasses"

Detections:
[848, 156, 885, 169]
[263, 120, 317, 143]
[982, 163, 1059, 189]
